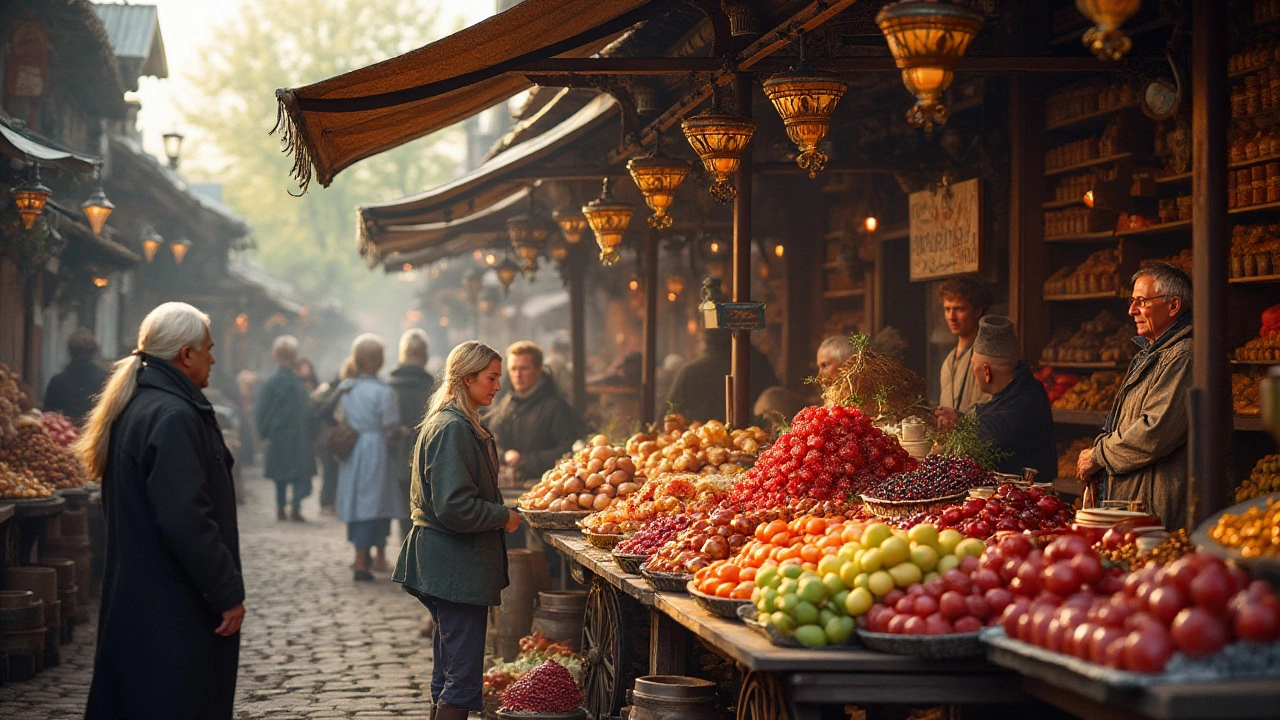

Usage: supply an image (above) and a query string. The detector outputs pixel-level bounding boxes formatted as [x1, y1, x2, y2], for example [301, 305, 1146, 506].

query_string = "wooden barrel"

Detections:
[56, 588, 76, 643]
[531, 591, 587, 651]
[0, 591, 34, 609]
[41, 535, 91, 620]
[491, 549, 552, 661]
[36, 558, 75, 590]
[4, 568, 57, 607]
[58, 509, 89, 537]
[627, 676, 718, 720]
[0, 626, 46, 681]
[0, 599, 44, 632]
[42, 599, 60, 667]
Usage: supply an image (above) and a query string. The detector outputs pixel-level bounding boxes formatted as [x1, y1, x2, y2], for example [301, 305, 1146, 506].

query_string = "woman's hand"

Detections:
[504, 508, 522, 533]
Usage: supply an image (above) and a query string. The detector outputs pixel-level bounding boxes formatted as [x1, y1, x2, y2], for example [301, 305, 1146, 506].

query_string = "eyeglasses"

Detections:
[1128, 294, 1168, 309]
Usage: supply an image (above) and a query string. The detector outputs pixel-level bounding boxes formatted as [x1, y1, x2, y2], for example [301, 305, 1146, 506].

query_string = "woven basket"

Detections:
[859, 491, 968, 519]
[641, 568, 693, 593]
[518, 509, 592, 530]
[687, 581, 753, 618]
[855, 629, 984, 659]
[582, 530, 625, 550]
[611, 552, 650, 575]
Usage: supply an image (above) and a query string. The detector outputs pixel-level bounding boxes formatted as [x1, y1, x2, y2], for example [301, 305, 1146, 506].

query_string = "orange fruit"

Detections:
[715, 581, 737, 598]
[699, 577, 720, 595]
[730, 581, 754, 599]
[740, 566, 758, 582]
[805, 517, 828, 535]
[715, 564, 740, 583]
[800, 545, 822, 564]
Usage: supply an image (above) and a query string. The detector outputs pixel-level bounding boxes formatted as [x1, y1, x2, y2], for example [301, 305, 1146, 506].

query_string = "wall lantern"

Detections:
[162, 131, 185, 170]
[864, 215, 879, 233]
[876, 0, 984, 132]
[682, 104, 756, 204]
[774, 243, 785, 258]
[506, 187, 553, 278]
[80, 166, 115, 237]
[12, 164, 51, 229]
[581, 178, 633, 266]
[762, 47, 848, 178]
[553, 207, 588, 244]
[171, 236, 192, 265]
[92, 275, 109, 288]
[141, 226, 164, 263]
[1076, 0, 1141, 61]
[493, 256, 521, 293]
[627, 143, 690, 230]
[548, 235, 569, 264]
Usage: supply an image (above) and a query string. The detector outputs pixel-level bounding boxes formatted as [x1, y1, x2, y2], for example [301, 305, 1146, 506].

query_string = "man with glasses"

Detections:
[1076, 263, 1194, 530]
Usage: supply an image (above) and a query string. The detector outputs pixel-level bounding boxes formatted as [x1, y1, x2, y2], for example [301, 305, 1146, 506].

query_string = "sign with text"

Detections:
[909, 178, 983, 281]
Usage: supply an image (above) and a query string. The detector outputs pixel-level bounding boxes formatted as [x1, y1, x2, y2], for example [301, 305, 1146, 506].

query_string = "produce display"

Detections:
[1039, 311, 1135, 365]
[1235, 303, 1280, 363]
[1096, 528, 1192, 570]
[625, 415, 764, 478]
[0, 418, 86, 489]
[816, 340, 928, 422]
[615, 514, 691, 556]
[0, 362, 29, 443]
[899, 484, 1075, 539]
[518, 435, 640, 512]
[40, 412, 80, 447]
[862, 455, 992, 502]
[1236, 454, 1280, 503]
[1052, 370, 1121, 412]
[1229, 226, 1279, 279]
[483, 632, 584, 699]
[581, 473, 736, 535]
[644, 507, 771, 574]
[1056, 438, 1093, 481]
[499, 660, 584, 714]
[0, 460, 55, 499]
[1042, 249, 1120, 297]
[1035, 367, 1081, 405]
[1233, 372, 1263, 418]
[727, 405, 915, 512]
[1209, 498, 1280, 559]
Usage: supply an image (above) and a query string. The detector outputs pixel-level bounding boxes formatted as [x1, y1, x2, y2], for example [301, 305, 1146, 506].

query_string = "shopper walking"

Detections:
[43, 327, 109, 425]
[256, 336, 316, 521]
[336, 334, 406, 581]
[394, 341, 522, 720]
[388, 329, 436, 540]
[75, 302, 244, 720]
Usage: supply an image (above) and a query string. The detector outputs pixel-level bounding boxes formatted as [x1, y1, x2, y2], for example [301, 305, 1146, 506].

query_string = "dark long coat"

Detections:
[43, 357, 108, 425]
[86, 357, 244, 720]
[974, 362, 1058, 480]
[485, 375, 583, 478]
[666, 334, 779, 424]
[388, 363, 436, 487]
[255, 365, 316, 481]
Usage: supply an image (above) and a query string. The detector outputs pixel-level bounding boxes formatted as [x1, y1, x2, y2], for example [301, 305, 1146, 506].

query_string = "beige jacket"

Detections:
[1093, 321, 1193, 530]
[939, 341, 991, 413]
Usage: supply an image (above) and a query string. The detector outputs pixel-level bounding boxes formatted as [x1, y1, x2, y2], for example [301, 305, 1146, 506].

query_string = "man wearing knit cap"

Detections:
[938, 316, 1057, 479]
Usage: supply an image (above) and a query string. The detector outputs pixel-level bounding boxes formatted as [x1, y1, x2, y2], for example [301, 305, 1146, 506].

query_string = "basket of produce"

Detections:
[736, 604, 858, 650]
[1194, 494, 1280, 586]
[687, 581, 753, 618]
[859, 455, 995, 519]
[640, 567, 693, 593]
[859, 492, 968, 519]
[610, 551, 649, 575]
[580, 529, 625, 550]
[496, 710, 587, 720]
[517, 436, 643, 516]
[855, 629, 984, 659]
[518, 510, 592, 531]
[624, 414, 766, 479]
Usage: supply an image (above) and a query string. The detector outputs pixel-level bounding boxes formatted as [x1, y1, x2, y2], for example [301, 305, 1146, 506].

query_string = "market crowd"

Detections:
[61, 260, 1200, 719]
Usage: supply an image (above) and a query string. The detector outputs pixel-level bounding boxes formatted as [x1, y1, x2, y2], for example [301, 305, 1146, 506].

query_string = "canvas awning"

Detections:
[375, 188, 528, 270]
[358, 94, 617, 261]
[0, 117, 98, 175]
[272, 0, 653, 191]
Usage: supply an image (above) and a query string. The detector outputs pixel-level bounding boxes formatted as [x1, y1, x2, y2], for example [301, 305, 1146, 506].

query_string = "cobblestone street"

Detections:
[0, 468, 436, 719]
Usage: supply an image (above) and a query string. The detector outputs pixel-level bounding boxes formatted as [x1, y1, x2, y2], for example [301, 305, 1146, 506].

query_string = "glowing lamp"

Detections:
[81, 180, 115, 237]
[142, 227, 164, 263]
[12, 165, 51, 229]
[682, 110, 756, 203]
[864, 216, 879, 233]
[581, 178, 633, 266]
[876, 0, 984, 131]
[762, 55, 847, 178]
[494, 257, 520, 293]
[1076, 0, 1141, 61]
[627, 146, 690, 230]
[553, 207, 589, 245]
[171, 237, 192, 265]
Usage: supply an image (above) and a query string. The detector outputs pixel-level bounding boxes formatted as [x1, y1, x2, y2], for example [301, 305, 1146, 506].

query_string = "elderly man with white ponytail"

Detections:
[77, 302, 244, 720]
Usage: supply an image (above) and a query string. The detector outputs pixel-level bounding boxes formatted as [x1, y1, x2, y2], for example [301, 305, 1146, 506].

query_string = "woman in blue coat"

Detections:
[394, 341, 522, 720]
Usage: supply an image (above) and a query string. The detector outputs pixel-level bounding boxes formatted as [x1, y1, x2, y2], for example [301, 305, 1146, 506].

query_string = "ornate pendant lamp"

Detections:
[506, 187, 553, 279]
[12, 164, 51, 230]
[762, 42, 848, 178]
[80, 164, 115, 237]
[681, 88, 756, 204]
[876, 0, 984, 132]
[493, 256, 521, 293]
[627, 141, 690, 230]
[1076, 0, 1141, 61]
[581, 178, 633, 266]
[553, 207, 588, 245]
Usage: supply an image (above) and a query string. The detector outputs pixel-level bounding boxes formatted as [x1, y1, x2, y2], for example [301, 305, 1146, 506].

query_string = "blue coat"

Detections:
[335, 375, 407, 523]
[255, 366, 316, 481]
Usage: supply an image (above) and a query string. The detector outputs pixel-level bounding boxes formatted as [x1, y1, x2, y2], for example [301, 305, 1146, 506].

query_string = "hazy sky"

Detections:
[128, 0, 495, 165]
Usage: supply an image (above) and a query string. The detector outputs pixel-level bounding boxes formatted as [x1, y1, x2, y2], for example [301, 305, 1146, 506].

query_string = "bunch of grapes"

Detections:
[615, 514, 691, 555]
[728, 406, 915, 512]
[864, 455, 993, 501]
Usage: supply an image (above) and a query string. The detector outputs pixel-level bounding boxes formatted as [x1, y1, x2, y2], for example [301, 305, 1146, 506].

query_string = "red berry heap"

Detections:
[500, 660, 583, 713]
[902, 484, 1072, 539]
[729, 406, 915, 511]
[40, 412, 79, 447]
[616, 514, 690, 556]
[864, 455, 992, 501]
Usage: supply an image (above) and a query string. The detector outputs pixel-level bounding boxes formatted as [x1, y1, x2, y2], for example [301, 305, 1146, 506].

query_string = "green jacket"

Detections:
[393, 406, 509, 606]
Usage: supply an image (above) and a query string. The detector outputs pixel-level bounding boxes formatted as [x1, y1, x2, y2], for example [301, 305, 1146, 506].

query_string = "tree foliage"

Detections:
[178, 0, 463, 332]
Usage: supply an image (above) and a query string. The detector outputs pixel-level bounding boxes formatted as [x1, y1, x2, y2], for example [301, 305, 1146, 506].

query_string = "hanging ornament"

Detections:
[876, 0, 984, 132]
[627, 141, 690, 230]
[762, 40, 847, 178]
[581, 178, 633, 266]
[11, 164, 51, 230]
[1076, 0, 1141, 61]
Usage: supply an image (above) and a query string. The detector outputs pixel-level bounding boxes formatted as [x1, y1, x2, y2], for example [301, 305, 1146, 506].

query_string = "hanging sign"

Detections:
[908, 178, 983, 281]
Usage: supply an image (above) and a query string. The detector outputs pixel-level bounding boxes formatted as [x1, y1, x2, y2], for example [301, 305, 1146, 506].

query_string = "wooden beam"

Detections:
[731, 71, 753, 430]
[520, 57, 723, 75]
[569, 244, 588, 416]
[519, 55, 1147, 77]
[642, 226, 660, 425]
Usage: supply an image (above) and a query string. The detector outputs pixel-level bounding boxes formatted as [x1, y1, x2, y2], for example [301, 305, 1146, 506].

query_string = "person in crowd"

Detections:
[393, 341, 522, 720]
[75, 302, 244, 719]
[256, 336, 316, 522]
[870, 326, 909, 362]
[43, 327, 109, 425]
[936, 316, 1056, 480]
[753, 386, 808, 433]
[1077, 263, 1194, 530]
[235, 370, 259, 465]
[543, 335, 573, 400]
[486, 341, 584, 481]
[335, 335, 406, 581]
[934, 277, 994, 420]
[388, 329, 436, 540]
[816, 335, 855, 379]
[667, 329, 779, 423]
[296, 357, 318, 392]
[315, 360, 358, 516]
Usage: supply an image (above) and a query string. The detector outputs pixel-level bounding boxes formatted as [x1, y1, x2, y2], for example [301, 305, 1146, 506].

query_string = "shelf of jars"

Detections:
[1230, 272, 1280, 284]
[1043, 153, 1134, 178]
[1043, 230, 1117, 243]
[1043, 291, 1121, 302]
[1114, 219, 1194, 238]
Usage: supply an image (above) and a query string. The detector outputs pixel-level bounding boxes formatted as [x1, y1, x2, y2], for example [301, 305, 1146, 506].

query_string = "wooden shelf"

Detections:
[822, 261, 843, 270]
[1154, 171, 1192, 185]
[1044, 292, 1121, 301]
[1042, 197, 1088, 209]
[1043, 230, 1116, 243]
[1044, 153, 1134, 178]
[1235, 416, 1267, 433]
[1231, 359, 1278, 365]
[1229, 273, 1280, 284]
[1053, 409, 1107, 426]
[1045, 103, 1141, 132]
[1040, 361, 1126, 370]
[1228, 200, 1280, 217]
[1230, 152, 1280, 169]
[823, 289, 865, 300]
[1115, 220, 1193, 238]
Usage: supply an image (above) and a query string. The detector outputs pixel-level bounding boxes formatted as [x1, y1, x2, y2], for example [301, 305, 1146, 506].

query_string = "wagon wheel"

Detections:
[582, 577, 627, 719]
[736, 671, 791, 720]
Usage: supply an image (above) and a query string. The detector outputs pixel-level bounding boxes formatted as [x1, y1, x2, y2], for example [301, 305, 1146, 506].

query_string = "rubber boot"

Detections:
[434, 703, 470, 720]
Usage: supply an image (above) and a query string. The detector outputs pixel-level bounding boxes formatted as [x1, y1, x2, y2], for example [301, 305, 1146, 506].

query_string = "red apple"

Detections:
[1171, 607, 1230, 657]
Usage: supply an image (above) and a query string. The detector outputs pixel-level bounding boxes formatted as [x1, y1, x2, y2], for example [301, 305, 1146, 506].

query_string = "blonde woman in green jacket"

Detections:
[394, 341, 521, 720]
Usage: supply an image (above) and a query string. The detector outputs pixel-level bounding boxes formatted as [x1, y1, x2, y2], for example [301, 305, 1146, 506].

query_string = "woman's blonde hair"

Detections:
[349, 333, 385, 376]
[422, 341, 501, 439]
[75, 302, 211, 480]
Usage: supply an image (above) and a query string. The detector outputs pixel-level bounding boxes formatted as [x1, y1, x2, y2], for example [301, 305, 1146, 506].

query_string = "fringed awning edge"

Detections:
[271, 89, 322, 194]
[356, 213, 382, 267]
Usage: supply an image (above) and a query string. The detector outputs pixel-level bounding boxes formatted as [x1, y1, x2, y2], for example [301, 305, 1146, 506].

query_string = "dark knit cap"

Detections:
[973, 315, 1021, 360]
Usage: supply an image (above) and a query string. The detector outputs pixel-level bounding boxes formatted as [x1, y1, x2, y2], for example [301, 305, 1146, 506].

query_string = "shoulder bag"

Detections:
[320, 387, 358, 461]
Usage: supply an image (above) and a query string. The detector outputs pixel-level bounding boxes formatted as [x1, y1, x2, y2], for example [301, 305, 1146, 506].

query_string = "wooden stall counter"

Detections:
[540, 530, 654, 605]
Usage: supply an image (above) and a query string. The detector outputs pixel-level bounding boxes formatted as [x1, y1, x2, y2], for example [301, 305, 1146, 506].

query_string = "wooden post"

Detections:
[569, 244, 588, 416]
[1007, 76, 1048, 360]
[642, 226, 660, 425]
[1190, 0, 1231, 527]
[731, 72, 753, 429]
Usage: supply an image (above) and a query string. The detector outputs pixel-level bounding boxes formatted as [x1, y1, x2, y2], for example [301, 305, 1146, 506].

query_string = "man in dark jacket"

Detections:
[968, 316, 1057, 480]
[256, 336, 315, 522]
[486, 341, 583, 481]
[667, 329, 779, 423]
[86, 302, 244, 719]
[43, 327, 108, 425]
[389, 329, 436, 539]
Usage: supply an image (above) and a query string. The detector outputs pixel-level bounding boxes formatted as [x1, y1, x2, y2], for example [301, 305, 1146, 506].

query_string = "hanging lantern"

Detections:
[876, 0, 985, 132]
[548, 234, 569, 264]
[666, 274, 686, 298]
[141, 226, 164, 263]
[627, 145, 690, 230]
[763, 57, 847, 178]
[80, 166, 115, 237]
[506, 188, 553, 278]
[171, 236, 192, 265]
[682, 109, 756, 203]
[1076, 0, 1141, 61]
[11, 164, 51, 230]
[553, 207, 588, 244]
[581, 178, 633, 266]
[493, 256, 520, 293]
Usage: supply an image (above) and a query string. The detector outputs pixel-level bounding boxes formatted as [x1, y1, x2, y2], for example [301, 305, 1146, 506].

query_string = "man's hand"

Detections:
[1076, 447, 1101, 480]
[504, 509, 522, 533]
[504, 449, 521, 467]
[215, 603, 245, 637]
[933, 406, 961, 433]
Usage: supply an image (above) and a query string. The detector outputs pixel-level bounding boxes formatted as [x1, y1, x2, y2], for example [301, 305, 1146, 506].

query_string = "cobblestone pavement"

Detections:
[1, 467, 438, 718]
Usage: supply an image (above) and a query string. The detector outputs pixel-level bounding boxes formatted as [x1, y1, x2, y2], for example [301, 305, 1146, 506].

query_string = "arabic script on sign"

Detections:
[909, 178, 982, 281]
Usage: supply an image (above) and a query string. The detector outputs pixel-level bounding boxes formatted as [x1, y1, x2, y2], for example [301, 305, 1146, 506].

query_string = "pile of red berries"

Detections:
[729, 406, 915, 511]
[615, 514, 690, 555]
[500, 661, 583, 713]
[900, 484, 1073, 539]
[864, 455, 992, 502]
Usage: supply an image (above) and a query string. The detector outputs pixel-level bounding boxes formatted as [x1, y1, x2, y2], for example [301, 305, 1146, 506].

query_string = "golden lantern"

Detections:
[92, 275, 109, 288]
[763, 59, 847, 178]
[553, 207, 588, 244]
[171, 237, 192, 265]
[464, 269, 485, 297]
[682, 109, 756, 203]
[141, 226, 164, 263]
[1076, 0, 1141, 61]
[494, 256, 520, 293]
[11, 165, 51, 230]
[506, 189, 553, 278]
[876, 0, 985, 132]
[864, 215, 879, 233]
[627, 145, 690, 230]
[80, 176, 115, 237]
[581, 178, 633, 266]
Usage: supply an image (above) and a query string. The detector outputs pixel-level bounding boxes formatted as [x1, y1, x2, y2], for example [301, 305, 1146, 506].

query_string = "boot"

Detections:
[290, 508, 306, 522]
[434, 702, 470, 720]
[277, 508, 287, 521]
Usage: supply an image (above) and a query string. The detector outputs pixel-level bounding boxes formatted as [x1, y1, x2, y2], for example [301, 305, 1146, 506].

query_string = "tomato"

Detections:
[1189, 566, 1232, 614]
[1089, 626, 1125, 665]
[1070, 553, 1104, 588]
[1123, 624, 1175, 673]
[1043, 561, 1080, 596]
[1171, 607, 1229, 657]
[939, 591, 967, 620]
[1147, 586, 1189, 625]
[1234, 598, 1280, 643]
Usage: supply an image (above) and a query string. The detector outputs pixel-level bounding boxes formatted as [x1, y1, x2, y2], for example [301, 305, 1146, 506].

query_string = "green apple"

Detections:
[780, 564, 804, 580]
[775, 593, 799, 613]
[936, 554, 961, 573]
[797, 578, 828, 605]
[793, 600, 820, 626]
[822, 572, 845, 598]
[853, 572, 871, 592]
[838, 561, 861, 588]
[889, 561, 923, 588]
[755, 566, 780, 589]
[844, 586, 874, 616]
[908, 523, 940, 549]
[859, 548, 884, 573]
[793, 624, 827, 647]
[832, 590, 851, 614]
[956, 538, 986, 558]
[861, 523, 893, 549]
[770, 612, 796, 635]
[937, 528, 964, 556]
[817, 555, 844, 577]
[910, 544, 939, 573]
[825, 615, 855, 644]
